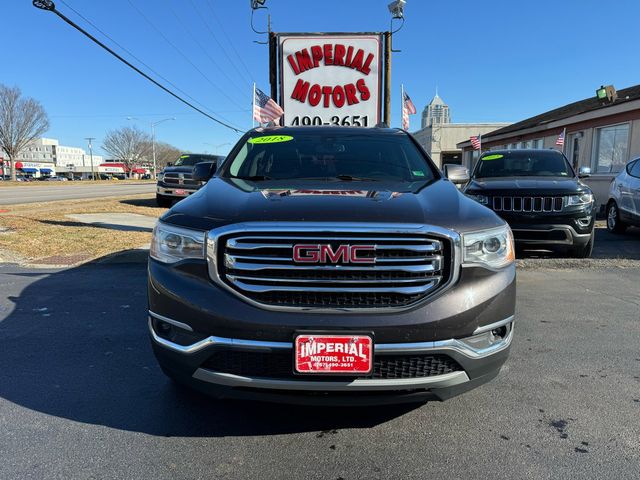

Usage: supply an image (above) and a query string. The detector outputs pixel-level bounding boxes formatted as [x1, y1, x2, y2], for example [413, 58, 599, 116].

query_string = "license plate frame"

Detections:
[293, 332, 374, 376]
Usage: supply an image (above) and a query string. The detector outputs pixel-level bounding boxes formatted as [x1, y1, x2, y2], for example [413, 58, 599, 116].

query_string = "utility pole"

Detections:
[85, 137, 95, 180]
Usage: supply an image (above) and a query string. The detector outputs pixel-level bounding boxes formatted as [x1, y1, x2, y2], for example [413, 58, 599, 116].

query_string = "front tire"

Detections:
[156, 194, 173, 208]
[606, 201, 627, 233]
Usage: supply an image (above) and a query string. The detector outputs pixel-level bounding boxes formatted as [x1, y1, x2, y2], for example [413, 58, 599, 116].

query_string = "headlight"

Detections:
[150, 222, 205, 263]
[157, 173, 164, 182]
[465, 193, 489, 206]
[462, 225, 515, 269]
[566, 193, 593, 206]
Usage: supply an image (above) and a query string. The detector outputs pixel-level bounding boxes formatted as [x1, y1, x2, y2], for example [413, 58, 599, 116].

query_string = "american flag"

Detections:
[402, 89, 417, 130]
[556, 131, 565, 146]
[470, 135, 481, 150]
[253, 87, 283, 124]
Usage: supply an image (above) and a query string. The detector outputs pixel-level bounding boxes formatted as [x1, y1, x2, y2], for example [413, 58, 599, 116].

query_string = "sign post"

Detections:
[277, 33, 384, 127]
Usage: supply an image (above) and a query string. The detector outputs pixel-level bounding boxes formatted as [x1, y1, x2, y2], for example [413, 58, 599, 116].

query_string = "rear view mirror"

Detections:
[578, 166, 591, 178]
[444, 164, 470, 184]
[193, 161, 216, 182]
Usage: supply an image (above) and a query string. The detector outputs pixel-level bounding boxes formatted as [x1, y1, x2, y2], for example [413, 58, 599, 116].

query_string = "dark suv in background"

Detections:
[464, 149, 595, 257]
[148, 127, 516, 405]
[156, 153, 224, 207]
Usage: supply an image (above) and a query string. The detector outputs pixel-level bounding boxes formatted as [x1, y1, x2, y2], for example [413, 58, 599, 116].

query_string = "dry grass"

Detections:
[0, 194, 163, 265]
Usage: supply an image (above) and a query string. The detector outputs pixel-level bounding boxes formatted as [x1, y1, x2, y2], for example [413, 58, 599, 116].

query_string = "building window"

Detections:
[593, 123, 630, 173]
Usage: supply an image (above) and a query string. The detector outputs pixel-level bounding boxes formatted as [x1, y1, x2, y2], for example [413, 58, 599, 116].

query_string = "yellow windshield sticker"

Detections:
[180, 155, 189, 158]
[482, 154, 504, 161]
[248, 135, 294, 144]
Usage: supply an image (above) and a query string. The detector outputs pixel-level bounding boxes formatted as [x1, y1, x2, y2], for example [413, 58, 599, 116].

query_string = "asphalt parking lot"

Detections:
[0, 229, 639, 480]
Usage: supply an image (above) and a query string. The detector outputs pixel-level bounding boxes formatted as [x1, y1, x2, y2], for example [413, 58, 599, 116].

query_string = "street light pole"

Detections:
[151, 122, 157, 180]
[215, 143, 231, 154]
[128, 117, 175, 179]
[85, 137, 95, 180]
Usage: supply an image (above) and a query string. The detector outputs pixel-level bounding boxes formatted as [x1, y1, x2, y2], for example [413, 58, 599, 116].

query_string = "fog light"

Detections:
[491, 326, 508, 340]
[156, 320, 173, 338]
[577, 217, 591, 227]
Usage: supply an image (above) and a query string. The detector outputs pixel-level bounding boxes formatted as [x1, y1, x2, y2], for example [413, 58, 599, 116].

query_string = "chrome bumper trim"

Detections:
[157, 186, 197, 197]
[473, 315, 515, 335]
[148, 318, 290, 354]
[149, 314, 514, 359]
[192, 369, 470, 391]
[149, 310, 194, 332]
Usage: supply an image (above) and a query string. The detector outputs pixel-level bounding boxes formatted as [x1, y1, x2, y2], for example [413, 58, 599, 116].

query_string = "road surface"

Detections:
[0, 258, 638, 479]
[0, 182, 156, 205]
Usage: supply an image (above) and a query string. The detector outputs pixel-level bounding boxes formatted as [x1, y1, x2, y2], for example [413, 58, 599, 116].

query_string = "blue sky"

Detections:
[2, 0, 639, 156]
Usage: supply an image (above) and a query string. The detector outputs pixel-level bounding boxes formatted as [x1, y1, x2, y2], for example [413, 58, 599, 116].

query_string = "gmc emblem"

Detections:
[293, 244, 375, 264]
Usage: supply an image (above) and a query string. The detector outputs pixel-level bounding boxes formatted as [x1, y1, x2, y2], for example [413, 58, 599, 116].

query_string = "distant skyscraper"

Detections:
[421, 91, 451, 128]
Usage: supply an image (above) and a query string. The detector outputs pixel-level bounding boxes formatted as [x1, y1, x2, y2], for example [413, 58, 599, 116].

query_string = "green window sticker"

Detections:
[482, 154, 504, 161]
[248, 135, 294, 144]
[180, 155, 190, 158]
[412, 170, 425, 177]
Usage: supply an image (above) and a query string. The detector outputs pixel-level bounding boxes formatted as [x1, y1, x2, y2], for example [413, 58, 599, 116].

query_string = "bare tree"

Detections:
[102, 126, 152, 176]
[0, 84, 50, 181]
[153, 141, 182, 169]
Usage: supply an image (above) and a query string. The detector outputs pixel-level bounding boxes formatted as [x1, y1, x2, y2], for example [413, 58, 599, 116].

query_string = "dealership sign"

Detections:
[278, 33, 382, 127]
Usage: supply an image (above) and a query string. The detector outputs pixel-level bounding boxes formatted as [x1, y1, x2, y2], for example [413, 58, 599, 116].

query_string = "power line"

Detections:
[33, 0, 243, 132]
[57, 0, 241, 129]
[206, 0, 257, 84]
[50, 109, 250, 118]
[163, 0, 249, 97]
[187, 0, 254, 88]
[125, 0, 246, 112]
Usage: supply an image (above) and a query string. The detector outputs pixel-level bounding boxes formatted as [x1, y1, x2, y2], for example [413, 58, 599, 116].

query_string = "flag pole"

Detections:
[252, 82, 256, 128]
[400, 84, 404, 129]
[561, 127, 567, 155]
[479, 133, 482, 156]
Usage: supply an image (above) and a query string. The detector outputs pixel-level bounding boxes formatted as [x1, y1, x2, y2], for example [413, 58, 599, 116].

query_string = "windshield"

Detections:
[173, 154, 223, 167]
[474, 150, 573, 178]
[222, 133, 435, 182]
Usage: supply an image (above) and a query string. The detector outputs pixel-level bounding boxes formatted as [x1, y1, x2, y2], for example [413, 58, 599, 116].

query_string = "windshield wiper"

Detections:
[232, 175, 273, 181]
[334, 174, 380, 181]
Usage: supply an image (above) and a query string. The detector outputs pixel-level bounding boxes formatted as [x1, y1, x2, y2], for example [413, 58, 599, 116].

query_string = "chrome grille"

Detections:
[492, 196, 563, 212]
[163, 172, 198, 186]
[210, 227, 452, 311]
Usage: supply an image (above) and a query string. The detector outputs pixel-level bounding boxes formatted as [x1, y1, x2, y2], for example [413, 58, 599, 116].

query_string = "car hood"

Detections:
[162, 166, 194, 174]
[465, 176, 590, 195]
[161, 177, 504, 233]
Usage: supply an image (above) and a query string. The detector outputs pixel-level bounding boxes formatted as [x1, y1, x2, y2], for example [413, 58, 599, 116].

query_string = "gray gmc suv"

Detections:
[148, 127, 516, 405]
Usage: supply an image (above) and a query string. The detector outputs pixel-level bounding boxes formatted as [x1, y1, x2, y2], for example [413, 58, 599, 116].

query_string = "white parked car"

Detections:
[606, 158, 640, 232]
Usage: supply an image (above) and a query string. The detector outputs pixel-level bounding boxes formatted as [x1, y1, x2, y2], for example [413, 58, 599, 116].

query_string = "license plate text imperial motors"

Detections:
[294, 334, 373, 374]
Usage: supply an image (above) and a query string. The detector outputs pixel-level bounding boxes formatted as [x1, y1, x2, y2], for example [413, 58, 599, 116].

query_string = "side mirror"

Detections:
[166, 162, 173, 167]
[578, 166, 591, 178]
[193, 161, 216, 182]
[444, 164, 470, 184]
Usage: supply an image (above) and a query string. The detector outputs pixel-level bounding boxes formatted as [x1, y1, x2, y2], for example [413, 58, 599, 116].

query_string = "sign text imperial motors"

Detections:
[279, 34, 382, 127]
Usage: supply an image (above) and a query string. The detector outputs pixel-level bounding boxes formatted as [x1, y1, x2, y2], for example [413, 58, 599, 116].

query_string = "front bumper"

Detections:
[150, 314, 513, 404]
[157, 184, 199, 198]
[148, 259, 516, 404]
[498, 210, 595, 247]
